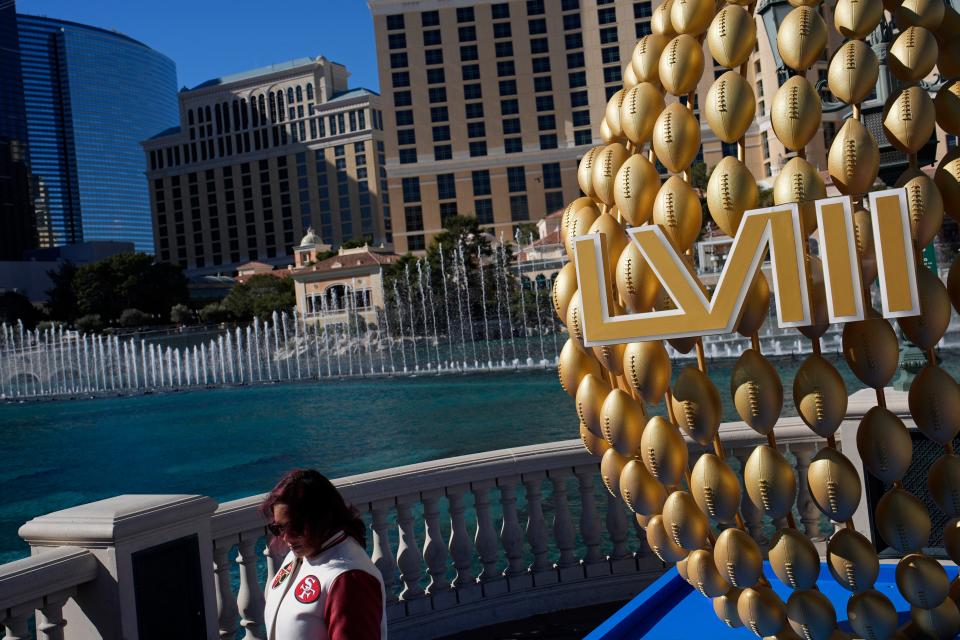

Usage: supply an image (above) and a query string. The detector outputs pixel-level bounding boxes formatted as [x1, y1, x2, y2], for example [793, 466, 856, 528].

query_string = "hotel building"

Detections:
[142, 58, 389, 274]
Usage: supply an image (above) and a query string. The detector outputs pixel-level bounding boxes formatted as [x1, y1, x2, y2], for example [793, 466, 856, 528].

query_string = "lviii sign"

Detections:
[573, 188, 920, 346]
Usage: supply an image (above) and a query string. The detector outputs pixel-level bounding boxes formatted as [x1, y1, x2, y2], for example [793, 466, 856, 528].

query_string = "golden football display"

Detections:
[550, 0, 959, 633]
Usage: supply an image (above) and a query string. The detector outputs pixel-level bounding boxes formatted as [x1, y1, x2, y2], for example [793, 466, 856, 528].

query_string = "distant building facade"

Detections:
[142, 57, 389, 276]
[16, 14, 179, 252]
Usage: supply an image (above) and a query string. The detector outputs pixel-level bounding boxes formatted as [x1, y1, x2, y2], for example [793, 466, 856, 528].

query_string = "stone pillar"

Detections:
[19, 495, 219, 640]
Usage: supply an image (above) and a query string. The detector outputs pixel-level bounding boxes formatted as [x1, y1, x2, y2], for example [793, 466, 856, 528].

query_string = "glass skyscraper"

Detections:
[16, 15, 178, 253]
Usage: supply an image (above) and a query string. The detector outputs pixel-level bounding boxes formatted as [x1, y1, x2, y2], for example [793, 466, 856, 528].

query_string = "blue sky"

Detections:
[17, 0, 381, 92]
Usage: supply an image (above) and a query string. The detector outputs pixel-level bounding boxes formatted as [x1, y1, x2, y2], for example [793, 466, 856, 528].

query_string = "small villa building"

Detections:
[290, 229, 400, 327]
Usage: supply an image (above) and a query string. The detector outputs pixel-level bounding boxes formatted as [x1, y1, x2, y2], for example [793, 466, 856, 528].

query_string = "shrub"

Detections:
[75, 314, 104, 333]
[119, 308, 150, 327]
[170, 303, 193, 325]
[199, 303, 232, 324]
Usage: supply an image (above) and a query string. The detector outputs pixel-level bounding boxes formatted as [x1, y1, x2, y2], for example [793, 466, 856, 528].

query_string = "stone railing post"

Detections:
[395, 494, 429, 614]
[369, 499, 403, 619]
[19, 495, 219, 640]
[575, 465, 607, 577]
[549, 469, 581, 581]
[37, 588, 73, 640]
[446, 484, 480, 603]
[498, 475, 530, 590]
[236, 532, 266, 640]
[793, 444, 824, 539]
[606, 493, 634, 573]
[3, 602, 35, 640]
[213, 538, 239, 640]
[523, 472, 555, 586]
[422, 489, 455, 608]
[472, 479, 507, 596]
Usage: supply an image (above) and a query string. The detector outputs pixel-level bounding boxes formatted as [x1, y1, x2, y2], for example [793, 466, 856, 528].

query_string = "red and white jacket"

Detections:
[265, 532, 387, 640]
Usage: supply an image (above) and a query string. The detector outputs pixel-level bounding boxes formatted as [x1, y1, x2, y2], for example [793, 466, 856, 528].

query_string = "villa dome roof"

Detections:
[300, 228, 320, 247]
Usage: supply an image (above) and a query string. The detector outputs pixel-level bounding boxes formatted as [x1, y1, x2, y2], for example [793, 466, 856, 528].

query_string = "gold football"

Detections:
[659, 34, 705, 96]
[670, 0, 714, 35]
[646, 513, 689, 562]
[690, 453, 741, 523]
[621, 83, 666, 147]
[895, 167, 945, 247]
[793, 354, 848, 437]
[828, 118, 879, 195]
[737, 587, 787, 638]
[798, 256, 830, 339]
[737, 272, 770, 337]
[662, 490, 709, 550]
[652, 0, 678, 36]
[896, 553, 950, 609]
[944, 518, 960, 564]
[579, 421, 610, 457]
[731, 348, 783, 435]
[950, 258, 960, 313]
[615, 152, 661, 225]
[652, 103, 702, 173]
[846, 589, 899, 640]
[600, 388, 646, 454]
[687, 549, 731, 598]
[652, 175, 703, 250]
[930, 454, 960, 517]
[577, 146, 604, 199]
[936, 80, 960, 136]
[834, 0, 883, 37]
[600, 447, 629, 497]
[592, 143, 631, 207]
[875, 487, 931, 553]
[856, 406, 913, 483]
[561, 196, 595, 239]
[888, 26, 939, 82]
[565, 290, 587, 350]
[576, 372, 612, 439]
[713, 528, 763, 590]
[705, 72, 756, 143]
[939, 35, 960, 81]
[640, 415, 688, 486]
[841, 317, 899, 389]
[777, 6, 827, 71]
[908, 364, 960, 445]
[828, 40, 879, 105]
[605, 90, 626, 139]
[552, 262, 578, 321]
[769, 528, 821, 590]
[883, 86, 936, 154]
[744, 444, 797, 519]
[623, 61, 639, 89]
[619, 459, 667, 515]
[911, 598, 960, 640]
[899, 267, 951, 349]
[935, 149, 960, 223]
[807, 447, 862, 522]
[622, 340, 671, 403]
[593, 342, 626, 378]
[558, 338, 604, 396]
[896, 0, 946, 29]
[631, 35, 671, 85]
[587, 212, 628, 286]
[707, 5, 756, 68]
[564, 203, 600, 261]
[714, 589, 744, 628]
[771, 76, 822, 152]
[786, 590, 837, 640]
[706, 156, 758, 237]
[671, 365, 723, 445]
[774, 157, 826, 236]
[616, 242, 660, 313]
[827, 527, 880, 592]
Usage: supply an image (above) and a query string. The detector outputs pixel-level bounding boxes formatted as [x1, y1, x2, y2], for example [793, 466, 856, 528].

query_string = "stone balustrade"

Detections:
[4, 388, 904, 639]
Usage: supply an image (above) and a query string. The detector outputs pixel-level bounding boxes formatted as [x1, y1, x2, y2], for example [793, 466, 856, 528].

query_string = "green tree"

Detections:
[199, 303, 232, 324]
[70, 253, 188, 322]
[222, 275, 296, 321]
[119, 308, 150, 327]
[341, 236, 373, 249]
[75, 314, 103, 333]
[45, 261, 78, 322]
[0, 292, 40, 328]
[170, 303, 194, 325]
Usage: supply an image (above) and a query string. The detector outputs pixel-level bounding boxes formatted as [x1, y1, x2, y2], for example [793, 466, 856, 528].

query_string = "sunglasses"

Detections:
[267, 522, 298, 537]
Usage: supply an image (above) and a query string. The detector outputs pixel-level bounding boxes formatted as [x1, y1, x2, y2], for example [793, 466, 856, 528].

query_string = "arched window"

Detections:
[258, 95, 266, 122]
[222, 101, 231, 133]
[287, 87, 295, 103]
[204, 105, 212, 122]
[250, 96, 259, 127]
[187, 109, 194, 125]
[295, 85, 302, 102]
[306, 83, 314, 100]
[269, 92, 277, 122]
[233, 100, 241, 129]
[323, 284, 353, 311]
[277, 91, 285, 121]
[214, 103, 223, 134]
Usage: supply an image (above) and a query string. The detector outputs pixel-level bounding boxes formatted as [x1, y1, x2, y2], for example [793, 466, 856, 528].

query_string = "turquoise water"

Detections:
[1, 352, 957, 565]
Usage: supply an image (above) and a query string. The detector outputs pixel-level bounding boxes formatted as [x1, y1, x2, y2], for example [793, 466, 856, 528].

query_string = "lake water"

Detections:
[1, 351, 956, 565]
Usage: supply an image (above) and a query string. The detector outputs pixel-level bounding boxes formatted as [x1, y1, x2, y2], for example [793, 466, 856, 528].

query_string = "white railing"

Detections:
[0, 547, 97, 640]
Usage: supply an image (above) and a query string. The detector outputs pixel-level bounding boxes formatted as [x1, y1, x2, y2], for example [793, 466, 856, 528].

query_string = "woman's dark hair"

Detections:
[260, 469, 366, 549]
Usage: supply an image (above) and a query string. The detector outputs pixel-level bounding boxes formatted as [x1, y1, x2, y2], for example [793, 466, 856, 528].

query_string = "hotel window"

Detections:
[492, 3, 510, 19]
[598, 7, 617, 23]
[459, 25, 477, 41]
[422, 9, 439, 26]
[540, 134, 558, 149]
[429, 87, 447, 103]
[564, 14, 581, 29]
[499, 80, 518, 95]
[574, 129, 592, 145]
[510, 195, 529, 220]
[457, 7, 475, 21]
[307, 83, 314, 99]
[528, 18, 547, 34]
[408, 235, 425, 250]
[460, 45, 479, 61]
[634, 2, 653, 17]
[569, 71, 587, 87]
[758, 100, 766, 116]
[572, 110, 591, 126]
[468, 122, 486, 138]
[434, 145, 452, 160]
[496, 41, 514, 57]
[462, 64, 480, 81]
[603, 67, 622, 83]
[387, 14, 405, 29]
[390, 53, 408, 68]
[392, 72, 410, 87]
[545, 191, 564, 212]
[764, 162, 772, 178]
[536, 96, 554, 111]
[358, 110, 366, 129]
[464, 84, 482, 99]
[425, 49, 444, 65]
[473, 170, 492, 195]
[399, 149, 417, 163]
[507, 167, 526, 192]
[600, 27, 618, 43]
[761, 131, 770, 159]
[405, 206, 424, 231]
[494, 22, 512, 38]
[602, 47, 620, 63]
[534, 76, 552, 92]
[394, 91, 412, 107]
[402, 177, 421, 202]
[469, 141, 487, 156]
[423, 30, 442, 46]
[562, 0, 579, 8]
[530, 38, 549, 53]
[498, 61, 516, 76]
[505, 138, 523, 153]
[532, 57, 551, 72]
[567, 51, 585, 68]
[437, 173, 457, 199]
[635, 22, 652, 36]
[433, 125, 451, 141]
[475, 199, 494, 224]
[389, 33, 406, 49]
[428, 68, 446, 84]
[501, 99, 519, 115]
[431, 106, 449, 122]
[504, 118, 521, 134]
[542, 163, 562, 189]
[538, 115, 556, 130]
[528, 0, 545, 14]
[440, 202, 459, 223]
[466, 103, 484, 119]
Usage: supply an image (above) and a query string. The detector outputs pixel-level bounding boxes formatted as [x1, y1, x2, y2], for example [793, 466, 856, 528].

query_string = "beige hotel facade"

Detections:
[369, 0, 855, 254]
[142, 57, 390, 274]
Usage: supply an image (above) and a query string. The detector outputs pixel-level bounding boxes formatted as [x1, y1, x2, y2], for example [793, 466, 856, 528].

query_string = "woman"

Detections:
[261, 469, 387, 640]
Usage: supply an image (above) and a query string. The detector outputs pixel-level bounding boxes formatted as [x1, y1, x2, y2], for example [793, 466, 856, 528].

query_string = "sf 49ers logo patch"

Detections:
[271, 562, 294, 589]
[294, 575, 321, 604]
